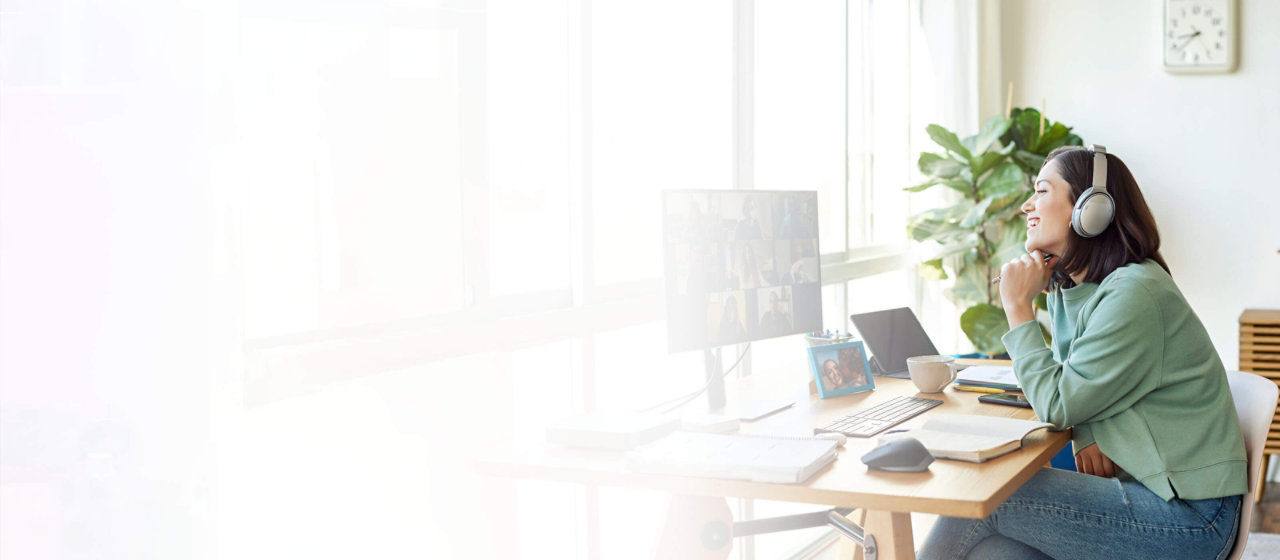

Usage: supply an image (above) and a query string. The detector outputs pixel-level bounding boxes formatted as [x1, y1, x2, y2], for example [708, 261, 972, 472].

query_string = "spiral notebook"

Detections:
[625, 431, 838, 484]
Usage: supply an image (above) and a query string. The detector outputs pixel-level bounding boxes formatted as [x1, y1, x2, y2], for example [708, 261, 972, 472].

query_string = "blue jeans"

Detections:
[918, 468, 1241, 560]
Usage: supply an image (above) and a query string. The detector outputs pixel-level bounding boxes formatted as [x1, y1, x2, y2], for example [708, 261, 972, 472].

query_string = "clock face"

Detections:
[1164, 0, 1234, 70]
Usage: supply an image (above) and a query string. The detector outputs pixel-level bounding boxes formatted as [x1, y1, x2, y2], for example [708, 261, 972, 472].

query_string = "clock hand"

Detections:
[1194, 35, 1212, 54]
[1176, 30, 1202, 51]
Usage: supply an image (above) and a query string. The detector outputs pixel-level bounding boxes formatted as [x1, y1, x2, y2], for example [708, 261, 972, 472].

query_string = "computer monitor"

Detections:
[661, 190, 823, 410]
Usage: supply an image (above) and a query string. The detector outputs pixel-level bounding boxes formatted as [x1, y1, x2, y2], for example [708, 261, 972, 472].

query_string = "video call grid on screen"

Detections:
[662, 190, 823, 353]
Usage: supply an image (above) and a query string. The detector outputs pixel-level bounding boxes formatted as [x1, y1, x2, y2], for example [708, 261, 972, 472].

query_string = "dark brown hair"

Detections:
[1041, 146, 1169, 290]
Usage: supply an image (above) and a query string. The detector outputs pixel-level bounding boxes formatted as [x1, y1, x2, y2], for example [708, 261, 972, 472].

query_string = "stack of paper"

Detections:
[626, 431, 838, 484]
[956, 365, 1020, 390]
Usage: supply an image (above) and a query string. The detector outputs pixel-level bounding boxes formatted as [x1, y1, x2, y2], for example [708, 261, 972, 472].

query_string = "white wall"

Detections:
[999, 0, 1280, 368]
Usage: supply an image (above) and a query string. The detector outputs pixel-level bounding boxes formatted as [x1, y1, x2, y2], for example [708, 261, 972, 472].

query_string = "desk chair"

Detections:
[1226, 370, 1279, 560]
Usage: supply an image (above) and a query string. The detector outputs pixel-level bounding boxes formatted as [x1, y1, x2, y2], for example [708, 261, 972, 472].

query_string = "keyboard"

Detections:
[816, 396, 943, 438]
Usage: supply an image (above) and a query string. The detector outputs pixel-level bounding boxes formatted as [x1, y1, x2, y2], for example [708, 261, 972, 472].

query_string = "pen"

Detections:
[953, 385, 1005, 394]
[991, 252, 1055, 284]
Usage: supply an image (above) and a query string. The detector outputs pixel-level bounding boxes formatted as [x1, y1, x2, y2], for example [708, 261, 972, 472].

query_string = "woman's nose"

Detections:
[1020, 196, 1034, 213]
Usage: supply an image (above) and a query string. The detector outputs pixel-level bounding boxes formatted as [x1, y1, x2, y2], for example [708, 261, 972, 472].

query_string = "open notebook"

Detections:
[625, 431, 838, 484]
[880, 414, 1052, 463]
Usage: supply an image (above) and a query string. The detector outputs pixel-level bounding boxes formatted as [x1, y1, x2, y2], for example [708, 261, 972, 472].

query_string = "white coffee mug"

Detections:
[907, 355, 958, 393]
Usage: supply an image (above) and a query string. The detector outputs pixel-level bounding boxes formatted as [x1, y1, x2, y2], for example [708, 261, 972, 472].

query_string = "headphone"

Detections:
[1070, 144, 1115, 238]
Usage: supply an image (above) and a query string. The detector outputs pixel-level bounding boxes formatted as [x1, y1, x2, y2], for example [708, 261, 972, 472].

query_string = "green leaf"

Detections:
[939, 178, 972, 194]
[969, 150, 1006, 179]
[907, 219, 947, 242]
[926, 124, 972, 160]
[977, 162, 1025, 199]
[991, 219, 1029, 265]
[918, 152, 965, 178]
[950, 257, 992, 308]
[920, 258, 947, 281]
[906, 177, 973, 194]
[1012, 150, 1045, 174]
[910, 201, 969, 223]
[907, 217, 972, 243]
[987, 190, 1029, 217]
[1011, 108, 1042, 150]
[1032, 122, 1072, 153]
[934, 236, 980, 259]
[969, 116, 1013, 156]
[961, 303, 1010, 356]
[959, 196, 995, 228]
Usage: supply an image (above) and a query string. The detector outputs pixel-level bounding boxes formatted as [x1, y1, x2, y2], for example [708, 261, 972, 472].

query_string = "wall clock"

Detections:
[1163, 0, 1237, 73]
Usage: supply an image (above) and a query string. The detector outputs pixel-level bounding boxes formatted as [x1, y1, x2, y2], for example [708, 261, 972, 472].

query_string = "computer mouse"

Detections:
[813, 432, 847, 447]
[859, 437, 934, 472]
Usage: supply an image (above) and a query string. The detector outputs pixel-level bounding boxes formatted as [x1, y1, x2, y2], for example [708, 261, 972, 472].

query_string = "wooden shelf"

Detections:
[1242, 309, 1280, 499]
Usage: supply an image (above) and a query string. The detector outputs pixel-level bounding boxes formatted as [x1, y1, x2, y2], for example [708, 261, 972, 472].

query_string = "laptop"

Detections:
[849, 307, 941, 379]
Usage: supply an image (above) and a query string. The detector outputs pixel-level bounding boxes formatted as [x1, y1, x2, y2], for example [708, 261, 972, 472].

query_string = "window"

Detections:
[237, 1, 940, 557]
[488, 0, 573, 297]
[590, 1, 733, 286]
[237, 8, 467, 339]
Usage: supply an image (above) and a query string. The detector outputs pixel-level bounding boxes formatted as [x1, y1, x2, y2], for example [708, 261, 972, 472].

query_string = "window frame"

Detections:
[242, 0, 921, 413]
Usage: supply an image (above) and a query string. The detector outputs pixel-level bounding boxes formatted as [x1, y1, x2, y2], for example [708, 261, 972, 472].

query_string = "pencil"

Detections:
[953, 385, 1006, 394]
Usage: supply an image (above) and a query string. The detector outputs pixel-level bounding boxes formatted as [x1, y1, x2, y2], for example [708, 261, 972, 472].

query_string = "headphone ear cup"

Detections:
[1071, 189, 1115, 238]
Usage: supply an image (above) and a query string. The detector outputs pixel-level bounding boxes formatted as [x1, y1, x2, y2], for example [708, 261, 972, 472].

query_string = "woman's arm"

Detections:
[1002, 280, 1165, 428]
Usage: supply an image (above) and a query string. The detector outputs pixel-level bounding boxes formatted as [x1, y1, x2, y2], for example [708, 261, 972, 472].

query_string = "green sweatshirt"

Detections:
[1001, 259, 1246, 501]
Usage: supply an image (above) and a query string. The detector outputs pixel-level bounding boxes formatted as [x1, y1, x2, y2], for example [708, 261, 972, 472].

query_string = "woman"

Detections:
[738, 243, 769, 288]
[822, 359, 847, 392]
[717, 294, 747, 343]
[919, 146, 1246, 560]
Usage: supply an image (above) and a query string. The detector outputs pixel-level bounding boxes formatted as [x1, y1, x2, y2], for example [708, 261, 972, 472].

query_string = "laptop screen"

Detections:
[849, 307, 939, 377]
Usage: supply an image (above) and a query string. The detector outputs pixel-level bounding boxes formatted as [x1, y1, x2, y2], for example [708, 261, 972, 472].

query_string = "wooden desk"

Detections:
[480, 368, 1066, 560]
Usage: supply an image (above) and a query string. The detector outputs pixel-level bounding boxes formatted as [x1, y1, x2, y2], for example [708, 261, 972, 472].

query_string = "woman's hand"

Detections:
[1074, 443, 1116, 478]
[998, 250, 1054, 328]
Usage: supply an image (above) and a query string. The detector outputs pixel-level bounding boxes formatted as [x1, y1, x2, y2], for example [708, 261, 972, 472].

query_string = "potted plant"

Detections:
[905, 108, 1082, 356]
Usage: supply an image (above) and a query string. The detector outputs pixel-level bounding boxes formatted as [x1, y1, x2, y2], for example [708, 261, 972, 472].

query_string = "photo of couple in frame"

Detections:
[808, 340, 874, 398]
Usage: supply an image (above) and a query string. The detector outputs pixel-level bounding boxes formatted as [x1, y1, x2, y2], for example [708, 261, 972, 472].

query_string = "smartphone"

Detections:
[979, 393, 1032, 409]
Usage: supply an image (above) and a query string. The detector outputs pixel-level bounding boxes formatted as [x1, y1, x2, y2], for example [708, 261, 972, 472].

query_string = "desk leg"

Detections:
[838, 509, 914, 560]
[654, 495, 733, 560]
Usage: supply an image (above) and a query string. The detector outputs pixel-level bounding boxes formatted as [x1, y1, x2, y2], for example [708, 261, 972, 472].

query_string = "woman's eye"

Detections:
[1035, 190, 1047, 195]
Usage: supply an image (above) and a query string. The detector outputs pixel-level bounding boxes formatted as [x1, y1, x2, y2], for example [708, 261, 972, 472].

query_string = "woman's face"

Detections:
[1022, 159, 1076, 257]
[824, 361, 840, 383]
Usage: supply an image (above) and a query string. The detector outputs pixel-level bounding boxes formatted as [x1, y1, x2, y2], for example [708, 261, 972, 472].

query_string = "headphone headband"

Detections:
[1091, 145, 1108, 193]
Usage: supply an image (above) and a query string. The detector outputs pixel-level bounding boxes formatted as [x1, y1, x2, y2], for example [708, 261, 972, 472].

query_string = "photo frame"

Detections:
[808, 340, 874, 398]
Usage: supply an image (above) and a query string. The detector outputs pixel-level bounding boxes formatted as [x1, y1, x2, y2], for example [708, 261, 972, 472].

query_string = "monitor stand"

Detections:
[705, 347, 727, 410]
[681, 347, 793, 432]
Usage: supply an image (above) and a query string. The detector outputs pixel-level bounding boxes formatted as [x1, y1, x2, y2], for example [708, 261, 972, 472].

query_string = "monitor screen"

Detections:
[662, 190, 822, 353]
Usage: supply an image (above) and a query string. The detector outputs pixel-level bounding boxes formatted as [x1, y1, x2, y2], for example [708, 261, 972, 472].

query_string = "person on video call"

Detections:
[738, 243, 769, 289]
[758, 290, 791, 335]
[919, 146, 1245, 560]
[717, 295, 746, 343]
[735, 196, 762, 240]
[789, 259, 814, 284]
